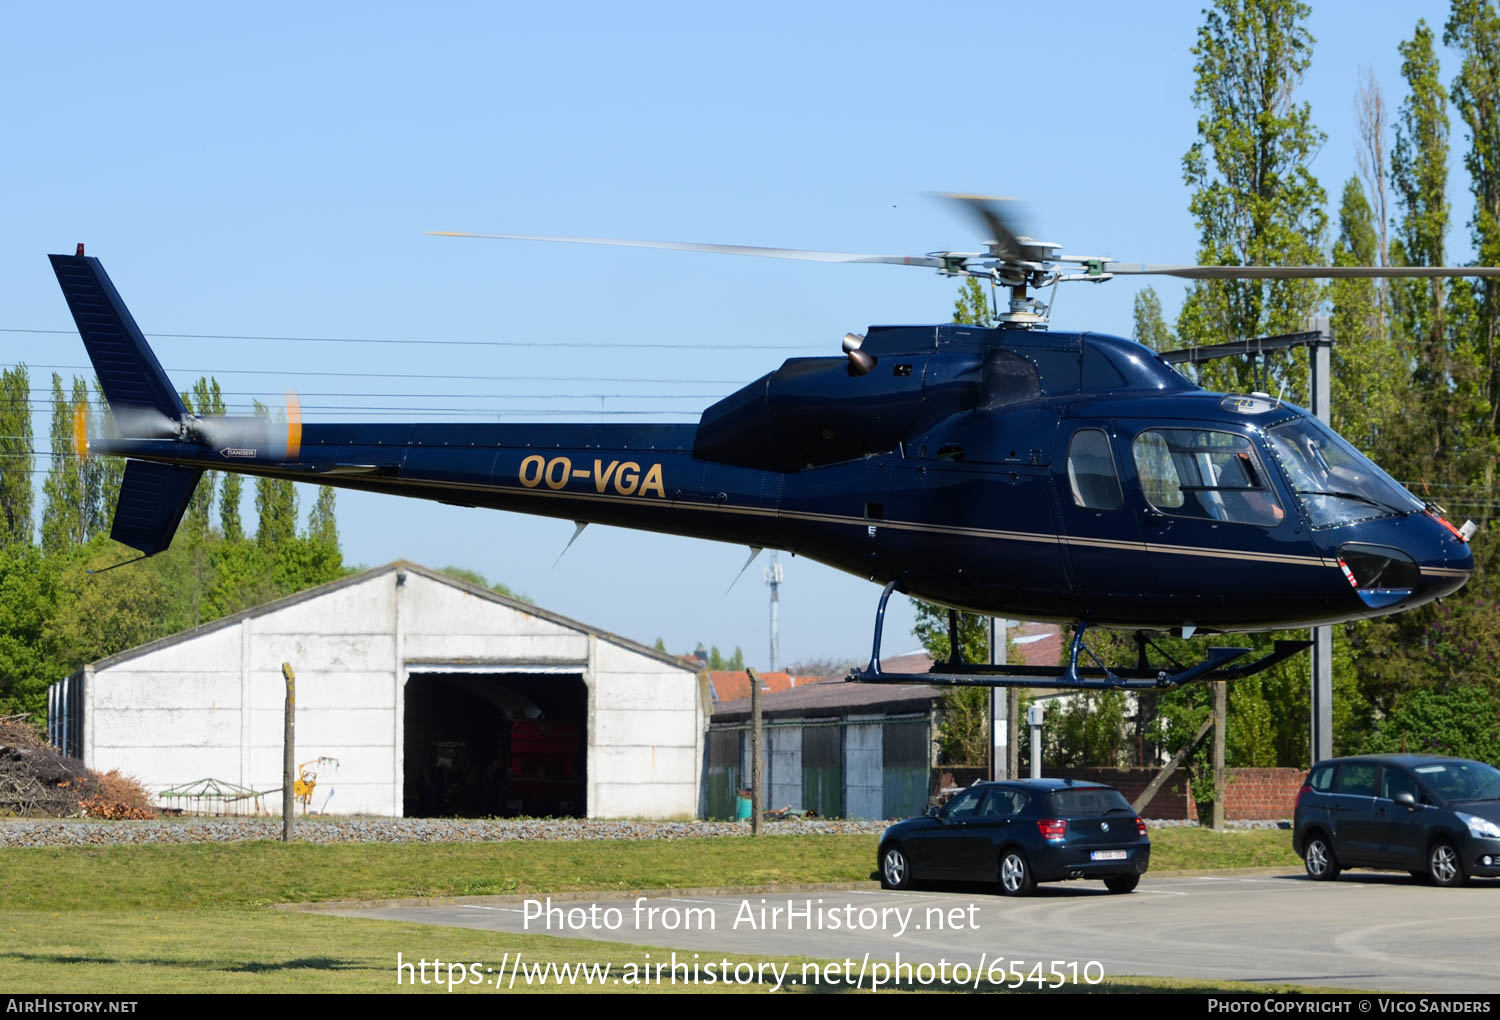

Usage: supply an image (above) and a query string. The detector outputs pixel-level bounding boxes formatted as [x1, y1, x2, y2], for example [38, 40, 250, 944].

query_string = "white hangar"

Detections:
[47, 562, 706, 818]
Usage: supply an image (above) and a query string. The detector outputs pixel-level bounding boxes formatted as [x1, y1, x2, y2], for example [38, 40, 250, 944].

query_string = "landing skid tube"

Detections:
[845, 581, 1312, 691]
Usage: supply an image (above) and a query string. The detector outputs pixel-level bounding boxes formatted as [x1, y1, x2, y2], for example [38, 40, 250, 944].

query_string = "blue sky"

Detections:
[0, 1, 1480, 667]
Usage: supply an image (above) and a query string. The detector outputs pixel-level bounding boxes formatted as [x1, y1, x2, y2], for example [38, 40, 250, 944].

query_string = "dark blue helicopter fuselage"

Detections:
[94, 319, 1471, 634]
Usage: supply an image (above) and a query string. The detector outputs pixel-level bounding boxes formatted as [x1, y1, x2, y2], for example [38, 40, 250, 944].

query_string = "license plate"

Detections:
[1090, 850, 1127, 861]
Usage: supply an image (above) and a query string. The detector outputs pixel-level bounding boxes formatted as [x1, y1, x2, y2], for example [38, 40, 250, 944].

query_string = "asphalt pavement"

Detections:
[319, 871, 1500, 993]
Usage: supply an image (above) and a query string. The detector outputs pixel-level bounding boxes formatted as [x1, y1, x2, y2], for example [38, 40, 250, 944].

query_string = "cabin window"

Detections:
[1131, 428, 1284, 527]
[1065, 429, 1123, 510]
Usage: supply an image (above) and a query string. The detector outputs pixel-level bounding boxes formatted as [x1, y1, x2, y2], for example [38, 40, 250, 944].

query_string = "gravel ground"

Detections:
[0, 815, 1288, 847]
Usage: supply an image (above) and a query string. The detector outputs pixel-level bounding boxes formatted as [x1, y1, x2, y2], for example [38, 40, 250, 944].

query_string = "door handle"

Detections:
[1142, 510, 1166, 528]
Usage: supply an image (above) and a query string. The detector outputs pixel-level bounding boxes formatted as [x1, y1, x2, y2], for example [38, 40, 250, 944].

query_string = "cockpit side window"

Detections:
[1066, 429, 1123, 510]
[1131, 428, 1284, 527]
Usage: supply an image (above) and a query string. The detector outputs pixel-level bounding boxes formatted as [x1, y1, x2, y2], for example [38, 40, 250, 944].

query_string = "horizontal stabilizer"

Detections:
[49, 253, 186, 422]
[110, 460, 203, 556]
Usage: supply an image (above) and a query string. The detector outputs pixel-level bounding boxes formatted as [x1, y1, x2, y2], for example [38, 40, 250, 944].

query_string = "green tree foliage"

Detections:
[0, 365, 34, 547]
[178, 378, 225, 541]
[89, 381, 123, 535]
[40, 374, 88, 554]
[0, 525, 351, 718]
[307, 486, 339, 550]
[0, 545, 59, 716]
[1449, 1, 1500, 440]
[178, 388, 214, 541]
[1042, 689, 1131, 768]
[953, 276, 992, 325]
[1361, 684, 1500, 761]
[251, 401, 298, 549]
[1131, 287, 1175, 353]
[220, 472, 243, 542]
[1177, 0, 1327, 396]
[1388, 21, 1482, 486]
[1329, 177, 1404, 447]
[727, 646, 746, 671]
[0, 372, 352, 716]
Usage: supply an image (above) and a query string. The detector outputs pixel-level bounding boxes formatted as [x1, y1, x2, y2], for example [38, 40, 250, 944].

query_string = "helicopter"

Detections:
[48, 196, 1495, 691]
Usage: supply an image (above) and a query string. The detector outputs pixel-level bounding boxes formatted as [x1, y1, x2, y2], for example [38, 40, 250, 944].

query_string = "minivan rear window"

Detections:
[1309, 765, 1334, 792]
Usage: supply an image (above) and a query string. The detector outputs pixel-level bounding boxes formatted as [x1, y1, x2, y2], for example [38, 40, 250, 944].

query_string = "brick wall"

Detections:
[928, 766, 1307, 820]
[1051, 766, 1307, 820]
[1049, 767, 1194, 819]
[1221, 767, 1306, 820]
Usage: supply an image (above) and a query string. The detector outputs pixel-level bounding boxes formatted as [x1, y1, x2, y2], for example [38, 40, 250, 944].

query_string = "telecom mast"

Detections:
[764, 552, 783, 672]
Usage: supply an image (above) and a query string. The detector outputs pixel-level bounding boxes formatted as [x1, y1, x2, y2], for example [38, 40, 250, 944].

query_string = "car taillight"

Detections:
[1296, 782, 1313, 806]
[1037, 818, 1067, 840]
[1136, 817, 1147, 836]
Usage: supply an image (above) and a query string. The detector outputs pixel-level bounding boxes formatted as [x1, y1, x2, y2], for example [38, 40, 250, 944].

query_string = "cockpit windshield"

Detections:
[1265, 417, 1422, 528]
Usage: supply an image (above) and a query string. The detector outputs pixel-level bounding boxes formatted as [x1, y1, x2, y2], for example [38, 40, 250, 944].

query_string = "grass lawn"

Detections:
[0, 827, 1306, 993]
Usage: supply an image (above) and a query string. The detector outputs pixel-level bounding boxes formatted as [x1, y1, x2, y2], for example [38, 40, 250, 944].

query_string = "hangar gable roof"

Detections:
[79, 560, 697, 676]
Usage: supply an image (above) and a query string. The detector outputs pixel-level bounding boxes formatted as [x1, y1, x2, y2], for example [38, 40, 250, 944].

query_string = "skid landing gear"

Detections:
[845, 581, 1311, 691]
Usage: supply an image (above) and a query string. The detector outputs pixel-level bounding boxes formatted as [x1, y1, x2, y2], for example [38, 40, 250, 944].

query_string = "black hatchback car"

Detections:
[877, 779, 1150, 896]
[1293, 755, 1500, 886]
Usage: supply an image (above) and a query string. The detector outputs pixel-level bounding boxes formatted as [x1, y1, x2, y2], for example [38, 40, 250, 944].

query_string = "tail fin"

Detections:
[109, 461, 203, 556]
[51, 251, 199, 557]
[49, 252, 187, 423]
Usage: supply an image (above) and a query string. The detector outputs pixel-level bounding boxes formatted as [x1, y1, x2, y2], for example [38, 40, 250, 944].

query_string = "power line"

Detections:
[0, 327, 807, 351]
[22, 363, 749, 384]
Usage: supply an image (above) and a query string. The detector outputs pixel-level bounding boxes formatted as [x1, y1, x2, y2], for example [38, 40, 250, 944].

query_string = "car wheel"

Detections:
[1427, 840, 1468, 888]
[1103, 872, 1140, 894]
[1303, 833, 1341, 881]
[998, 849, 1035, 897]
[880, 844, 912, 890]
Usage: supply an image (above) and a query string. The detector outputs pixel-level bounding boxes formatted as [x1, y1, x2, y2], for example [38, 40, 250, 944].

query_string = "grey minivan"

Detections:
[1293, 754, 1500, 887]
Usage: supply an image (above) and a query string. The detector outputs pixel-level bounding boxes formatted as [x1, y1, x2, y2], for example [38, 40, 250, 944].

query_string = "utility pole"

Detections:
[764, 553, 783, 673]
[281, 662, 295, 842]
[1027, 702, 1045, 779]
[747, 667, 763, 834]
[1211, 680, 1227, 829]
[1308, 319, 1334, 763]
[1160, 323, 1339, 767]
[989, 618, 1009, 780]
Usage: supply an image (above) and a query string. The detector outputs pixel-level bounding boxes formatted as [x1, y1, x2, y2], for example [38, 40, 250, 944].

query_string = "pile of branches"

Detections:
[0, 715, 156, 819]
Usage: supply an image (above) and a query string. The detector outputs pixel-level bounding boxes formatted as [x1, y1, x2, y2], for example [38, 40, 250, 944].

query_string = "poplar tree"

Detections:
[1329, 176, 1402, 447]
[178, 377, 225, 539]
[40, 374, 86, 553]
[1446, 1, 1500, 465]
[1131, 287, 1175, 352]
[307, 485, 338, 550]
[91, 380, 122, 534]
[1177, 0, 1327, 397]
[0, 366, 33, 546]
[220, 471, 243, 541]
[251, 400, 298, 549]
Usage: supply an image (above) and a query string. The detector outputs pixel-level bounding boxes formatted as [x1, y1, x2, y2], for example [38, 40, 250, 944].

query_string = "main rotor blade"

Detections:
[429, 231, 946, 269]
[940, 193, 1029, 260]
[1102, 263, 1500, 279]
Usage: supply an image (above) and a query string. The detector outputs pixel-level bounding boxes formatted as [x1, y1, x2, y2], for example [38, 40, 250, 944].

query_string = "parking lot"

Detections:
[325, 871, 1500, 993]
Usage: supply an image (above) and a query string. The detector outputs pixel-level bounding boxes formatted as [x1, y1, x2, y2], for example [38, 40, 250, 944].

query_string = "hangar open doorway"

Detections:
[403, 670, 587, 818]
